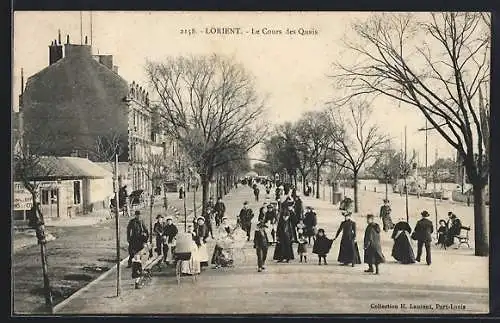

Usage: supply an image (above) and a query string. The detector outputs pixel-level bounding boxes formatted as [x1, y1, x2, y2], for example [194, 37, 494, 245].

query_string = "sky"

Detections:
[13, 11, 459, 165]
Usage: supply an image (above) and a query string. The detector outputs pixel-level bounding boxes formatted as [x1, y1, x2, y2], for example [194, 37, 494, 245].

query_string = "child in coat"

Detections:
[131, 243, 148, 289]
[297, 228, 308, 263]
[312, 228, 334, 265]
[436, 219, 448, 249]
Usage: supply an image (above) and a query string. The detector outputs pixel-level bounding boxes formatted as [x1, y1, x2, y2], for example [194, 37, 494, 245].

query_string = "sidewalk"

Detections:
[12, 191, 202, 314]
[53, 185, 488, 314]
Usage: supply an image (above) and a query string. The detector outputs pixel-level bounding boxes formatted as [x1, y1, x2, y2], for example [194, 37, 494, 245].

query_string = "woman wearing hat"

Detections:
[333, 211, 361, 266]
[391, 217, 416, 264]
[273, 205, 295, 263]
[412, 210, 434, 265]
[194, 216, 210, 268]
[379, 199, 395, 232]
[179, 223, 201, 275]
[363, 214, 385, 274]
[303, 206, 317, 245]
[211, 217, 233, 268]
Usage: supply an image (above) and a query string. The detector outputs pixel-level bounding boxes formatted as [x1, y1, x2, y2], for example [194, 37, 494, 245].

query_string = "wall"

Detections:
[86, 177, 113, 211]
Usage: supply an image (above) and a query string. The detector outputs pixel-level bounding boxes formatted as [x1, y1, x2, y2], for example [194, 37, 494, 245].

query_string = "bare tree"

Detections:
[332, 12, 490, 256]
[146, 54, 268, 214]
[296, 110, 337, 199]
[13, 132, 55, 313]
[328, 101, 388, 212]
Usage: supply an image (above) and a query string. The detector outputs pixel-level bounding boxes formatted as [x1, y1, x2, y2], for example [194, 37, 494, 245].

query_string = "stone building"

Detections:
[17, 32, 176, 196]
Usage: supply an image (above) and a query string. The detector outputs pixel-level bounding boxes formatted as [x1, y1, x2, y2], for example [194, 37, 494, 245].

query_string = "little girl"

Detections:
[312, 228, 334, 265]
[436, 219, 448, 249]
[297, 228, 308, 263]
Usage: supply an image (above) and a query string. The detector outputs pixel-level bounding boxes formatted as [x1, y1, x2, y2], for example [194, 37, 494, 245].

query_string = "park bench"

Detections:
[454, 226, 471, 249]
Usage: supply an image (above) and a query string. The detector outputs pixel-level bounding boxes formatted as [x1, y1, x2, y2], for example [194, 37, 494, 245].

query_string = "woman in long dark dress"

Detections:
[273, 209, 295, 262]
[333, 212, 361, 266]
[391, 218, 416, 264]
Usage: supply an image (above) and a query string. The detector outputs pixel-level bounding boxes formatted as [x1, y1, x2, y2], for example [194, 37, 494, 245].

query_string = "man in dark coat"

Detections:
[127, 210, 149, 267]
[214, 197, 226, 228]
[254, 221, 270, 272]
[413, 210, 434, 265]
[253, 186, 260, 202]
[333, 212, 361, 266]
[203, 208, 215, 239]
[379, 199, 395, 232]
[238, 201, 254, 241]
[153, 214, 165, 257]
[445, 211, 462, 247]
[363, 214, 385, 274]
[206, 196, 215, 209]
[264, 204, 278, 244]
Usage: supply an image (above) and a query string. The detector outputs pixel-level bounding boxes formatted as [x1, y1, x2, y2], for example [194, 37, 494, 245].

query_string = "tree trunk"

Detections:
[201, 174, 210, 215]
[316, 167, 320, 199]
[472, 183, 488, 256]
[294, 175, 297, 188]
[353, 170, 359, 213]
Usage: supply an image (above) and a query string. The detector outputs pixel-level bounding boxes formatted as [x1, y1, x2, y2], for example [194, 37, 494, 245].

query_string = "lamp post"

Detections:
[149, 193, 154, 258]
[113, 153, 121, 297]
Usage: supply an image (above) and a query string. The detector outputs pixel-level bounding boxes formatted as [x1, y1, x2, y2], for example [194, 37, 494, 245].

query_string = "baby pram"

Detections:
[214, 228, 247, 268]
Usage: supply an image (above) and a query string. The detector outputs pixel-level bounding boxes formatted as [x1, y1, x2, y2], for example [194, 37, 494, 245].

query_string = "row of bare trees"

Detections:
[264, 100, 389, 212]
[145, 54, 269, 214]
[333, 12, 490, 256]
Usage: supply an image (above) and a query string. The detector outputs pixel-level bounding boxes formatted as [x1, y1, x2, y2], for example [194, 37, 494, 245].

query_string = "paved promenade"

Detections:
[55, 186, 488, 314]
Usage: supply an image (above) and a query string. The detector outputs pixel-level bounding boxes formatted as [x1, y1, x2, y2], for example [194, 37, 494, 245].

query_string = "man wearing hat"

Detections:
[238, 201, 254, 241]
[254, 220, 270, 272]
[264, 203, 278, 244]
[379, 199, 394, 232]
[412, 211, 434, 265]
[127, 210, 149, 267]
[163, 215, 178, 264]
[214, 197, 226, 228]
[303, 206, 317, 245]
[153, 214, 165, 257]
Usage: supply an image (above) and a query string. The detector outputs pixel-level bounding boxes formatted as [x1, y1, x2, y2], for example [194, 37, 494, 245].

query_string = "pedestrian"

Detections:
[411, 210, 434, 265]
[254, 220, 270, 272]
[273, 207, 295, 263]
[254, 186, 260, 202]
[131, 244, 148, 289]
[203, 208, 215, 239]
[179, 224, 201, 275]
[206, 196, 215, 209]
[294, 193, 304, 220]
[363, 214, 385, 274]
[436, 219, 448, 249]
[333, 211, 361, 267]
[153, 214, 165, 257]
[312, 228, 333, 265]
[214, 196, 226, 227]
[163, 216, 178, 264]
[379, 199, 395, 232]
[303, 206, 317, 245]
[264, 203, 278, 244]
[126, 210, 149, 268]
[194, 216, 210, 268]
[297, 228, 309, 263]
[259, 201, 269, 222]
[445, 211, 462, 247]
[285, 202, 298, 243]
[237, 201, 254, 241]
[179, 185, 184, 199]
[391, 217, 416, 264]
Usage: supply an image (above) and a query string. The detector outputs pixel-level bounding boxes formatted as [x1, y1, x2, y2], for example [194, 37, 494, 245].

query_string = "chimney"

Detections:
[84, 35, 88, 45]
[98, 55, 113, 69]
[49, 35, 63, 65]
[66, 34, 70, 44]
[58, 29, 62, 44]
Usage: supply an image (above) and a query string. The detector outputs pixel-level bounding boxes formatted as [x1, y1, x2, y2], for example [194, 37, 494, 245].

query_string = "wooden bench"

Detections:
[454, 226, 471, 249]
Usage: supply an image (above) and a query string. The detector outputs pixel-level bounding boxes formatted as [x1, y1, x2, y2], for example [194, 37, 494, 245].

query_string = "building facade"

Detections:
[18, 32, 178, 197]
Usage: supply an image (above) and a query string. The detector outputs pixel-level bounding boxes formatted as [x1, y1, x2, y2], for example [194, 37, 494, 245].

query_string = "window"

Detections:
[73, 181, 81, 204]
[41, 190, 49, 205]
